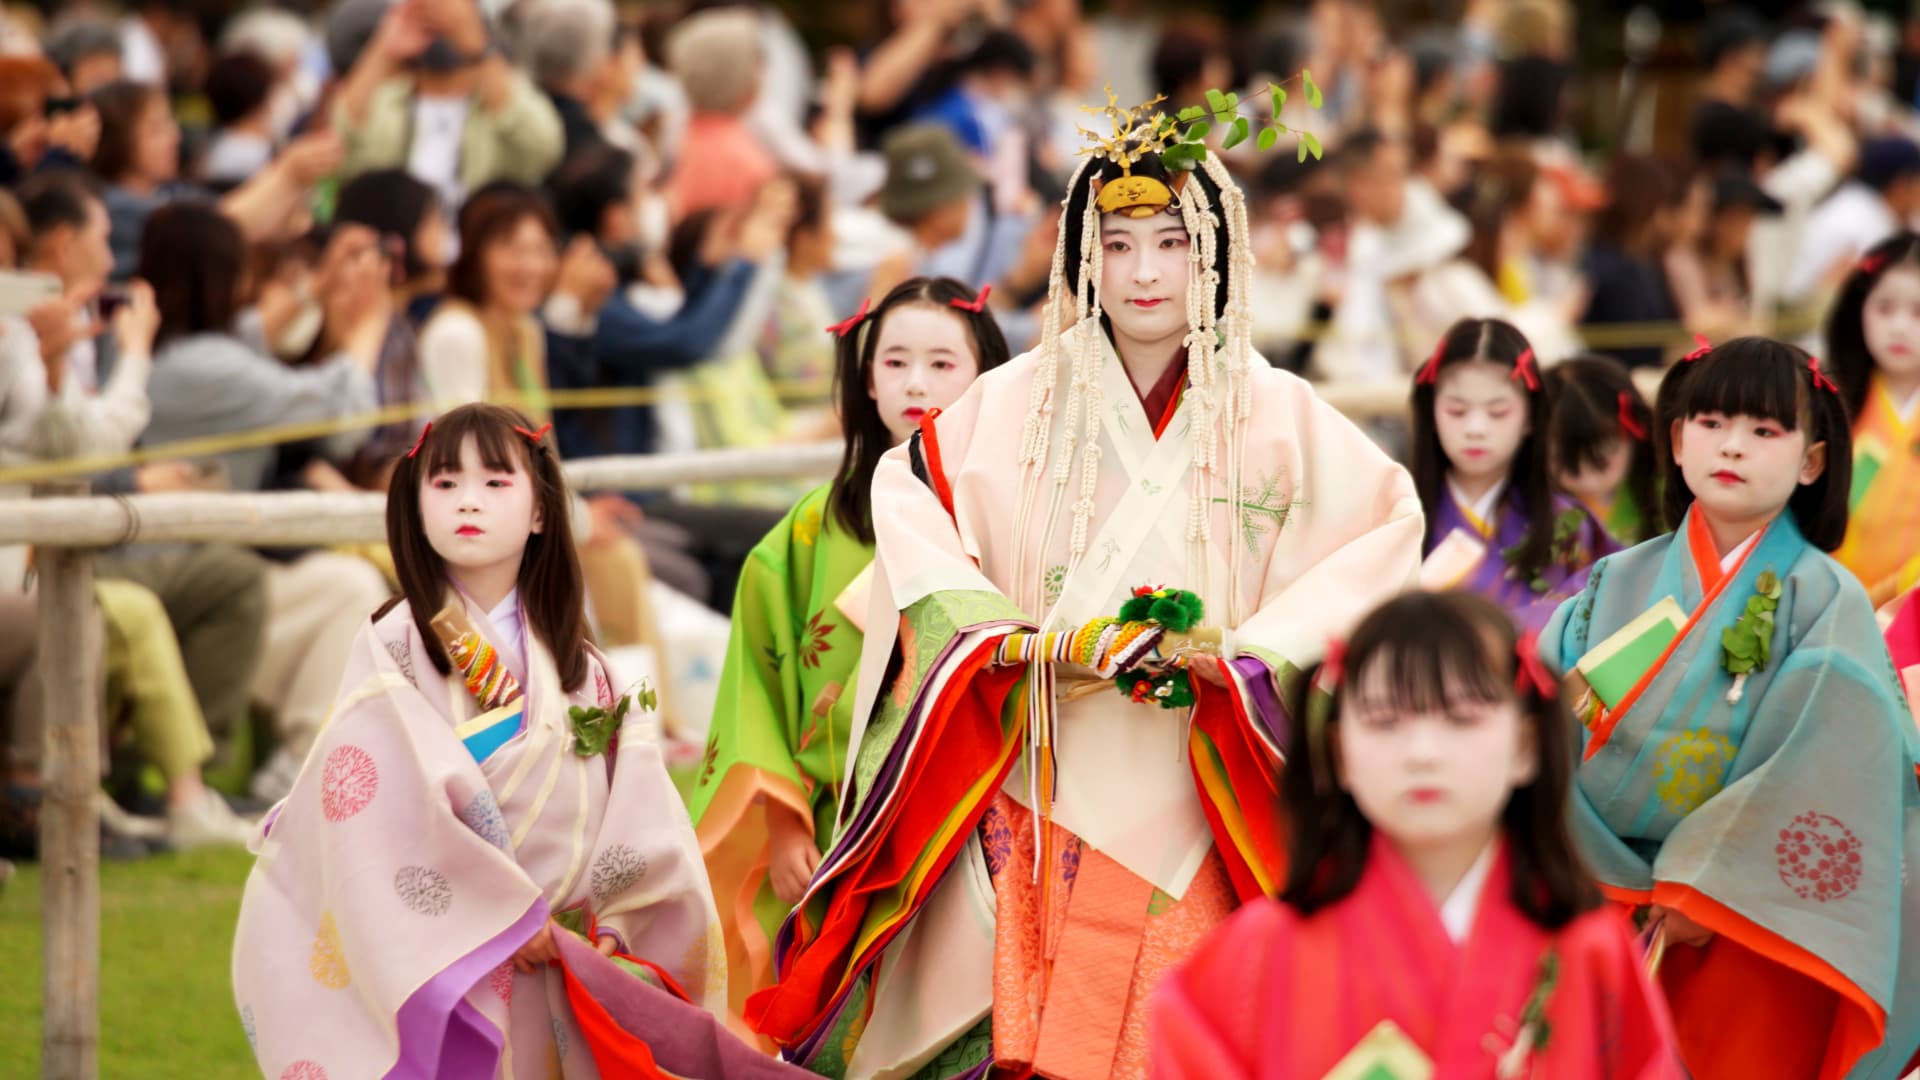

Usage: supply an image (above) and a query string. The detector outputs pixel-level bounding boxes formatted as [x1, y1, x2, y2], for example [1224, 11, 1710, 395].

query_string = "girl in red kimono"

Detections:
[1149, 590, 1681, 1079]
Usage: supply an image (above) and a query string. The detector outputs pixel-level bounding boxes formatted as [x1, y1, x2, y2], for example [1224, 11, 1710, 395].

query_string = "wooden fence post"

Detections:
[37, 527, 99, 1079]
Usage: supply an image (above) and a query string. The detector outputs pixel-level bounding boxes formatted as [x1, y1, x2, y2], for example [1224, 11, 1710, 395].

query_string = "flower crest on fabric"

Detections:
[280, 1063, 328, 1080]
[489, 961, 515, 1005]
[980, 802, 1014, 878]
[384, 639, 415, 686]
[319, 745, 378, 823]
[308, 912, 351, 989]
[1652, 729, 1736, 815]
[393, 865, 453, 917]
[590, 843, 649, 903]
[459, 790, 510, 849]
[799, 612, 836, 669]
[1776, 811, 1864, 902]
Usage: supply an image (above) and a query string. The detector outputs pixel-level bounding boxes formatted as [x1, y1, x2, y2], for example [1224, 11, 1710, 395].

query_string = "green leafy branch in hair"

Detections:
[1154, 70, 1327, 173]
[1721, 570, 1781, 704]
[567, 677, 660, 758]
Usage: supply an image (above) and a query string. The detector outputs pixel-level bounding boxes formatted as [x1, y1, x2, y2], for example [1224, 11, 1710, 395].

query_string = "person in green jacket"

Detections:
[689, 276, 1010, 1022]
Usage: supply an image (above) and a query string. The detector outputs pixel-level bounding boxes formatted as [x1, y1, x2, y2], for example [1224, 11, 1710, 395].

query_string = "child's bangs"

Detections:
[1345, 610, 1507, 716]
[1671, 339, 1808, 431]
[418, 408, 534, 478]
[1552, 393, 1621, 473]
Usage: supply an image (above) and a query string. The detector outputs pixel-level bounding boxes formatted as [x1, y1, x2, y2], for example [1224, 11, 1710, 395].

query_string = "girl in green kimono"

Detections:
[690, 277, 1010, 1021]
[1545, 353, 1662, 545]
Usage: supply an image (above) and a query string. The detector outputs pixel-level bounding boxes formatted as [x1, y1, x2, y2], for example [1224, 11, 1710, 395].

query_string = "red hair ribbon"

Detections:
[405, 421, 432, 459]
[1513, 631, 1555, 700]
[1617, 391, 1647, 441]
[1322, 636, 1348, 688]
[949, 284, 992, 313]
[513, 423, 553, 444]
[1859, 252, 1890, 275]
[825, 298, 871, 338]
[1510, 348, 1539, 392]
[1414, 340, 1445, 386]
[1807, 356, 1839, 395]
[1682, 334, 1713, 363]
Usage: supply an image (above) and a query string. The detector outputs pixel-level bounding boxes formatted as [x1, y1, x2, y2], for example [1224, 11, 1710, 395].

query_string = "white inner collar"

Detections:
[1437, 840, 1499, 944]
[1447, 475, 1505, 528]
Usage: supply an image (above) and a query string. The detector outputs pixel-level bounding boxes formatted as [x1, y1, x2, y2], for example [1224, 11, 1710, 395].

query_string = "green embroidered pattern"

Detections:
[1043, 564, 1068, 606]
[907, 1014, 994, 1079]
[1212, 471, 1305, 554]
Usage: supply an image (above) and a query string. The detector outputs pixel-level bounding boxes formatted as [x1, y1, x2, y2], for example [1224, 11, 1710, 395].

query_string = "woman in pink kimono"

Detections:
[232, 404, 770, 1079]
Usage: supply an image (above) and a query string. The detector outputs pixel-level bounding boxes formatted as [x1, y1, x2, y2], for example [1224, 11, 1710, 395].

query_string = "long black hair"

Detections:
[1823, 230, 1920, 422]
[385, 403, 590, 692]
[1279, 590, 1601, 930]
[1059, 147, 1233, 323]
[1545, 354, 1660, 544]
[1409, 318, 1558, 580]
[827, 277, 1011, 545]
[1655, 337, 1853, 551]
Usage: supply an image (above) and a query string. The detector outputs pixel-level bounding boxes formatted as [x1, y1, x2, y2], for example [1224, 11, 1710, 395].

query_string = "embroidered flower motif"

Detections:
[240, 1005, 258, 1053]
[1776, 811, 1864, 903]
[460, 790, 510, 849]
[1043, 564, 1068, 607]
[980, 803, 1014, 879]
[279, 1063, 327, 1080]
[308, 912, 350, 989]
[1652, 729, 1737, 815]
[799, 612, 836, 670]
[489, 961, 515, 1005]
[384, 639, 415, 685]
[697, 736, 720, 787]
[1059, 839, 1083, 887]
[593, 665, 614, 708]
[393, 865, 453, 917]
[794, 506, 823, 547]
[590, 843, 648, 904]
[319, 745, 378, 823]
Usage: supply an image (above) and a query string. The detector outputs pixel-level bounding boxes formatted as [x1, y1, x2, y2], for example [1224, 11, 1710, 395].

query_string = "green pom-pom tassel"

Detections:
[1117, 586, 1204, 632]
[1118, 593, 1156, 624]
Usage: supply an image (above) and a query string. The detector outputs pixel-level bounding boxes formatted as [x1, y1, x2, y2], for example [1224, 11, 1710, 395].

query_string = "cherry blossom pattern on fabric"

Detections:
[309, 911, 351, 989]
[385, 639, 416, 685]
[460, 789, 510, 849]
[280, 1062, 327, 1080]
[1776, 811, 1865, 903]
[590, 843, 648, 904]
[319, 745, 379, 822]
[489, 961, 515, 1005]
[393, 865, 453, 916]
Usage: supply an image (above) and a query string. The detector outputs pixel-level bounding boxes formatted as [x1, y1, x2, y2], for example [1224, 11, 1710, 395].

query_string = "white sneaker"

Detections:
[167, 789, 257, 851]
[248, 745, 305, 805]
[97, 791, 167, 840]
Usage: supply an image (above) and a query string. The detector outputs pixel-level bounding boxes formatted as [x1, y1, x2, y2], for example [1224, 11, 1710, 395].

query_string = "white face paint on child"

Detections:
[1336, 660, 1537, 854]
[1670, 410, 1825, 533]
[1556, 437, 1632, 507]
[1098, 210, 1193, 356]
[420, 434, 543, 583]
[1434, 360, 1529, 491]
[868, 303, 984, 445]
[1863, 265, 1920, 388]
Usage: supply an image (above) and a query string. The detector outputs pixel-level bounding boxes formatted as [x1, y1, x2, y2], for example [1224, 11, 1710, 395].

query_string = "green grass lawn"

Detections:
[0, 848, 258, 1079]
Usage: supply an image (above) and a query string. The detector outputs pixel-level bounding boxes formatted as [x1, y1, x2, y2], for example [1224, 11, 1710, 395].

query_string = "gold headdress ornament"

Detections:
[1077, 87, 1187, 218]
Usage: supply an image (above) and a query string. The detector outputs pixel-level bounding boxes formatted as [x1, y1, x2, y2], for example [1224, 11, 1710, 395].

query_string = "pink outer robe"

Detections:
[1148, 835, 1683, 1080]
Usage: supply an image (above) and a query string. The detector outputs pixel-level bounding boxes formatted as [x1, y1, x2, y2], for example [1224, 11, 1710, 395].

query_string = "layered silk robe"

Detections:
[1148, 835, 1683, 1079]
[1422, 484, 1616, 634]
[692, 482, 874, 1015]
[745, 324, 1425, 1079]
[232, 597, 727, 1078]
[1542, 509, 1920, 1080]
[1835, 375, 1920, 608]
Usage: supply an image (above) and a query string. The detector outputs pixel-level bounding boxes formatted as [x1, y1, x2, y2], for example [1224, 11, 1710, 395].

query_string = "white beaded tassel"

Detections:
[1200, 153, 1257, 627]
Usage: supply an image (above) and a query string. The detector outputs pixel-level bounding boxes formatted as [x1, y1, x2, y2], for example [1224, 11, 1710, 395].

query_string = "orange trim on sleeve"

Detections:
[1653, 880, 1886, 1080]
[1585, 517, 1760, 760]
[919, 408, 956, 518]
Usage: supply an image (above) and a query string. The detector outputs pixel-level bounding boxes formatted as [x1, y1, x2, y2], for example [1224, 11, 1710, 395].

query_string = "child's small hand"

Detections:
[767, 806, 822, 906]
[512, 919, 563, 973]
[1649, 904, 1715, 948]
[594, 933, 620, 958]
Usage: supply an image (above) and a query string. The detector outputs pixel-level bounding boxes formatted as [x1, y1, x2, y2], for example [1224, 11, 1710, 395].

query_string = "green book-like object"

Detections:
[1850, 437, 1887, 513]
[1575, 595, 1686, 709]
[1322, 1020, 1435, 1080]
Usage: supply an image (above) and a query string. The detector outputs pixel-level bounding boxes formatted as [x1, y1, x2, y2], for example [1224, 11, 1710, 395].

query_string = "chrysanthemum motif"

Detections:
[319, 745, 378, 823]
[979, 803, 1014, 879]
[308, 912, 350, 989]
[799, 612, 836, 670]
[1776, 811, 1864, 903]
[279, 1063, 327, 1080]
[591, 843, 648, 903]
[384, 639, 415, 685]
[1652, 728, 1736, 815]
[489, 961, 515, 1005]
[1043, 564, 1068, 606]
[393, 865, 453, 916]
[460, 790, 510, 849]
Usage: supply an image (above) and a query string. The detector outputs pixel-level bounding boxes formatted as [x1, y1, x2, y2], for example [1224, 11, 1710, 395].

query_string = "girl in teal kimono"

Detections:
[1542, 336, 1920, 1080]
[1412, 318, 1616, 632]
[1545, 353, 1662, 546]
[689, 277, 1009, 1021]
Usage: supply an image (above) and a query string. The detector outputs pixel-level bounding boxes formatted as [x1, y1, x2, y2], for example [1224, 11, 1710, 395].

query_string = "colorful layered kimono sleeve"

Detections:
[1541, 514, 1920, 1080]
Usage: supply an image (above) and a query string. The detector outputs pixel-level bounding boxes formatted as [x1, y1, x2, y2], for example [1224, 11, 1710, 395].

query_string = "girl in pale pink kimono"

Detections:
[232, 404, 746, 1079]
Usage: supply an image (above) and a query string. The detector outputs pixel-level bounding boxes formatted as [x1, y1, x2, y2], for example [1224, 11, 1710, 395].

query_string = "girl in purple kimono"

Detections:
[1411, 318, 1617, 631]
